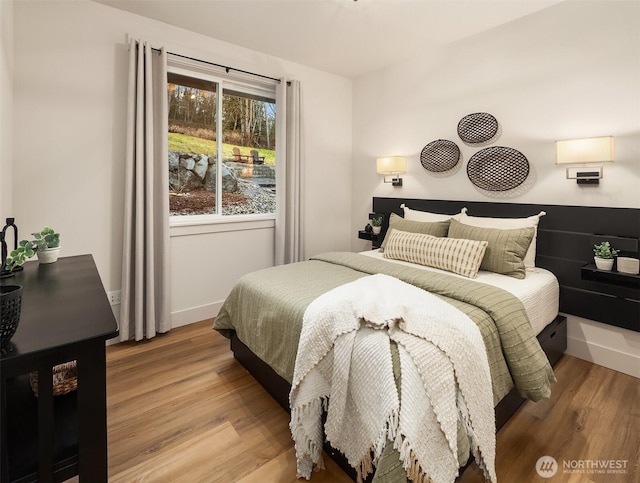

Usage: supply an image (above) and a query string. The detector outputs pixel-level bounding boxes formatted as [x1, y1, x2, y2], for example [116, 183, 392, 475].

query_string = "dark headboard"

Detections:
[372, 197, 640, 332]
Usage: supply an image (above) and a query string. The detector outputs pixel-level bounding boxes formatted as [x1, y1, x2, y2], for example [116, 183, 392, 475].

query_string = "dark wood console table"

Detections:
[1, 255, 119, 482]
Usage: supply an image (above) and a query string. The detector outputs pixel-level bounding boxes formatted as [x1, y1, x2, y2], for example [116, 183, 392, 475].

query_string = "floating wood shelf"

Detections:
[581, 263, 640, 290]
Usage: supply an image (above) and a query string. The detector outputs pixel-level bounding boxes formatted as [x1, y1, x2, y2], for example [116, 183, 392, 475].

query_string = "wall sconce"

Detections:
[376, 156, 406, 187]
[555, 136, 615, 185]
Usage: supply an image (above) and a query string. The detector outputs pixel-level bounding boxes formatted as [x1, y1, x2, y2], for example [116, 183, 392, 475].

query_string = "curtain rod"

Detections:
[152, 48, 281, 83]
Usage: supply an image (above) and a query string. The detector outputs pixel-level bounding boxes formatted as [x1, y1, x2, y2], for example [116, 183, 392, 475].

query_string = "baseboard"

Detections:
[106, 301, 224, 345]
[170, 301, 224, 328]
[564, 315, 640, 379]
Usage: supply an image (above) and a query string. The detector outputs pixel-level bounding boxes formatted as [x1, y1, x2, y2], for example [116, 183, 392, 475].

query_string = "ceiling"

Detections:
[94, 0, 562, 79]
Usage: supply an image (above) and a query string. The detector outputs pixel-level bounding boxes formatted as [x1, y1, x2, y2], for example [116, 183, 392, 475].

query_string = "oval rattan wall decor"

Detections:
[457, 112, 499, 144]
[467, 146, 529, 192]
[420, 139, 461, 172]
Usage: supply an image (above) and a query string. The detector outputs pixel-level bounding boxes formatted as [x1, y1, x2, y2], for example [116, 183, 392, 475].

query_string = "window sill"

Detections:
[170, 214, 275, 237]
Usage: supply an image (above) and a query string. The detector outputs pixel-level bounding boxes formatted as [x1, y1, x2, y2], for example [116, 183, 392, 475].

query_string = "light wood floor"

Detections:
[103, 320, 639, 483]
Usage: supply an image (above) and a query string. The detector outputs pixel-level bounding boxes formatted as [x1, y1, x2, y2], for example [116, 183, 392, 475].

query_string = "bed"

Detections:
[213, 200, 568, 482]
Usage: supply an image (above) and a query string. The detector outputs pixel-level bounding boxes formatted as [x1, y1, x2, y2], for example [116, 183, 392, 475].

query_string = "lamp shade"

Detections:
[556, 136, 615, 164]
[376, 156, 407, 174]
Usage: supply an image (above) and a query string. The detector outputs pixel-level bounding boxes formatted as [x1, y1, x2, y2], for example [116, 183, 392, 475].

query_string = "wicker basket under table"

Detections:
[30, 360, 78, 397]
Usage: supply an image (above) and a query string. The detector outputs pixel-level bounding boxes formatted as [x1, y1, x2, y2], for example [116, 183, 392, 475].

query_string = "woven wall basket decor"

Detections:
[420, 139, 461, 172]
[467, 146, 530, 191]
[457, 112, 499, 144]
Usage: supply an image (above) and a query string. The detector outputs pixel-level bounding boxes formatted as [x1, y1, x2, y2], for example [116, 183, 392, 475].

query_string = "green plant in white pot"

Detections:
[3, 227, 61, 270]
[32, 227, 61, 264]
[371, 216, 383, 235]
[593, 241, 618, 271]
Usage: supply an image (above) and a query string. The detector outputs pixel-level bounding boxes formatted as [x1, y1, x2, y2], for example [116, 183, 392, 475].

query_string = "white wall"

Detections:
[566, 315, 640, 379]
[12, 0, 352, 326]
[0, 0, 13, 222]
[351, 1, 640, 377]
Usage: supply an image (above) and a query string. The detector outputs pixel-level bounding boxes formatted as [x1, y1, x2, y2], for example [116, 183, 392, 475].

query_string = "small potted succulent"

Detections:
[593, 241, 618, 271]
[371, 216, 383, 235]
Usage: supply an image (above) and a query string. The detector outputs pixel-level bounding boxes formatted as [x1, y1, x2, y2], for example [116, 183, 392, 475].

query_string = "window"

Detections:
[167, 63, 277, 219]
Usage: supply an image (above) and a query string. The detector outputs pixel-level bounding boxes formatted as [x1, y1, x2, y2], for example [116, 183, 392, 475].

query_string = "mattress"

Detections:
[360, 249, 559, 335]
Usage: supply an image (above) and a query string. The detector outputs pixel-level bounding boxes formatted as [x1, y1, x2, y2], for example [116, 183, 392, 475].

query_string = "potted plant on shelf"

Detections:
[593, 241, 618, 271]
[371, 216, 383, 235]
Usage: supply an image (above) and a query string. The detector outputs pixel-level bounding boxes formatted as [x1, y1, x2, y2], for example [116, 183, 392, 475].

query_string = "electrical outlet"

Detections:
[108, 290, 121, 306]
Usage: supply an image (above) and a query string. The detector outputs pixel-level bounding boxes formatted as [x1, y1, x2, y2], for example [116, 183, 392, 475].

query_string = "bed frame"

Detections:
[230, 315, 566, 481]
[225, 197, 639, 480]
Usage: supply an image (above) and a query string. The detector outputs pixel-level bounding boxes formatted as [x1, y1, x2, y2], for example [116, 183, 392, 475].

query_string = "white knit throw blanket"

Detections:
[289, 274, 496, 483]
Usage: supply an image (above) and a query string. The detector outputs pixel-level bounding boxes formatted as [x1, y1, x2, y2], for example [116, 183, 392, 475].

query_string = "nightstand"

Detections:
[358, 230, 382, 249]
[580, 263, 640, 290]
[579, 263, 640, 332]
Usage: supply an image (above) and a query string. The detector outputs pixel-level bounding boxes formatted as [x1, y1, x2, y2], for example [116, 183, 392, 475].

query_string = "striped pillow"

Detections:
[383, 229, 488, 278]
[457, 208, 545, 271]
[448, 219, 535, 279]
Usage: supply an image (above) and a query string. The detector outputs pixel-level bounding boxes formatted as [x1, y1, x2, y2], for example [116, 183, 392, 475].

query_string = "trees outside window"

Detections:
[168, 70, 276, 218]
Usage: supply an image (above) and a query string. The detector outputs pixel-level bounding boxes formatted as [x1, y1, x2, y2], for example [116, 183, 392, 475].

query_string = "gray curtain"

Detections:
[275, 80, 304, 265]
[120, 39, 171, 341]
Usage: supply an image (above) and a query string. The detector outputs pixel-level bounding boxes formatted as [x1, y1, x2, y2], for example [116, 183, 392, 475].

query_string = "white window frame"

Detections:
[167, 57, 278, 232]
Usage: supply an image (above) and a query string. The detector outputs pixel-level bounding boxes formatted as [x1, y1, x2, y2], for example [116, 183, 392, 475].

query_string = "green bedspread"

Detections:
[213, 252, 556, 481]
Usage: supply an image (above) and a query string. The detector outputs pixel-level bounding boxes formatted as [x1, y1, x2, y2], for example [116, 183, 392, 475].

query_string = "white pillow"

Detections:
[401, 204, 465, 222]
[457, 207, 546, 271]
